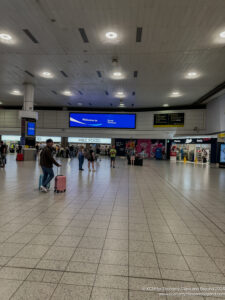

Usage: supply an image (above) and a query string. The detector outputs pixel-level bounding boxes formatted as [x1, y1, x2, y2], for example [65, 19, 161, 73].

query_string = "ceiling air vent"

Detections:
[136, 27, 143, 42]
[96, 71, 102, 78]
[24, 70, 35, 77]
[51, 90, 57, 95]
[134, 71, 138, 78]
[23, 29, 39, 43]
[78, 28, 89, 43]
[60, 70, 68, 78]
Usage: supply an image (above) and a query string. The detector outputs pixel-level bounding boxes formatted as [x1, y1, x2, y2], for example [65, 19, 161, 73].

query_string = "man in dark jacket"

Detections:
[40, 139, 61, 192]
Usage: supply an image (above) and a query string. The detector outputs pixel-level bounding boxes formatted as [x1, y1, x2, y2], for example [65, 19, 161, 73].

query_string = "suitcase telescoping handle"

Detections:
[57, 165, 63, 176]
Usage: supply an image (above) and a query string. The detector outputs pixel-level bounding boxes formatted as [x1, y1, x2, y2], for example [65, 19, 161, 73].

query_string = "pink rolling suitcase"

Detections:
[54, 170, 66, 193]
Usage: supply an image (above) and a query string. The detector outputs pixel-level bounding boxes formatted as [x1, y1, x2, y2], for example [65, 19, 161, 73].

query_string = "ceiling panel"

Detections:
[0, 0, 225, 108]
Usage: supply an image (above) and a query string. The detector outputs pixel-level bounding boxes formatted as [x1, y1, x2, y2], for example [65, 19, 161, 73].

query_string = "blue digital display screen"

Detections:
[27, 122, 36, 136]
[220, 144, 225, 163]
[69, 113, 136, 129]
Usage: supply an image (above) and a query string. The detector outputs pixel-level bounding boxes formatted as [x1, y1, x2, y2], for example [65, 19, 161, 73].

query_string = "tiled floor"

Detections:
[0, 155, 225, 299]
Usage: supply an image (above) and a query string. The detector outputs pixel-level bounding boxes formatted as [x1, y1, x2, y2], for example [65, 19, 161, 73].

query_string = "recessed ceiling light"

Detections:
[113, 72, 122, 77]
[62, 90, 73, 96]
[0, 101, 3, 105]
[163, 104, 169, 107]
[41, 71, 53, 78]
[170, 91, 181, 97]
[219, 31, 225, 38]
[11, 90, 22, 95]
[0, 33, 12, 40]
[77, 102, 83, 106]
[105, 32, 118, 39]
[186, 71, 198, 79]
[115, 91, 125, 98]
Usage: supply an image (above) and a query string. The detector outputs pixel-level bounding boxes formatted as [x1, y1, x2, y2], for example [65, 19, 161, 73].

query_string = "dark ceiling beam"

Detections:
[193, 80, 225, 105]
[0, 104, 206, 112]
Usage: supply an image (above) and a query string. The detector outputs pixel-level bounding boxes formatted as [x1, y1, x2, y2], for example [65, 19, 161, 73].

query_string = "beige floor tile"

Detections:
[151, 232, 175, 243]
[60, 272, 95, 286]
[129, 240, 154, 253]
[71, 248, 101, 264]
[185, 256, 221, 273]
[129, 277, 163, 291]
[26, 270, 45, 282]
[104, 238, 128, 251]
[43, 246, 75, 261]
[0, 279, 23, 299]
[157, 254, 189, 270]
[98, 264, 128, 276]
[30, 234, 59, 246]
[129, 252, 158, 268]
[91, 287, 128, 300]
[6, 232, 36, 244]
[160, 269, 194, 281]
[67, 261, 98, 273]
[0, 243, 24, 257]
[129, 266, 161, 279]
[37, 259, 68, 271]
[15, 244, 49, 259]
[205, 246, 225, 259]
[193, 271, 225, 284]
[179, 243, 209, 257]
[7, 257, 39, 268]
[154, 242, 181, 255]
[129, 290, 165, 300]
[173, 234, 199, 244]
[94, 275, 128, 289]
[78, 237, 105, 249]
[0, 267, 31, 280]
[51, 284, 92, 300]
[11, 281, 56, 300]
[100, 250, 128, 265]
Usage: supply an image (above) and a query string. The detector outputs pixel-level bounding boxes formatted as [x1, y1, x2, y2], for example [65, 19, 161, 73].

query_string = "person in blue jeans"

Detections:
[40, 139, 61, 192]
[78, 146, 84, 171]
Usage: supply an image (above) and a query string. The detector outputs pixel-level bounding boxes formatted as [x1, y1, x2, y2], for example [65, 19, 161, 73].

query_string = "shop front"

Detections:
[115, 139, 166, 159]
[167, 138, 217, 164]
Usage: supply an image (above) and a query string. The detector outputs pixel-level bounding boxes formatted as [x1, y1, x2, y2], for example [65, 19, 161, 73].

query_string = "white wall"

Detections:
[0, 109, 206, 139]
[206, 95, 225, 133]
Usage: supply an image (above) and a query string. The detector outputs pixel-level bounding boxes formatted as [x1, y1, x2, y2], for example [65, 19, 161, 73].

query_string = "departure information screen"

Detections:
[69, 113, 136, 129]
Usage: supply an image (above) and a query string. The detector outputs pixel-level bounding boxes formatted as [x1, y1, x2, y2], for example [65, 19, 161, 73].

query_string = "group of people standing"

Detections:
[77, 145, 117, 171]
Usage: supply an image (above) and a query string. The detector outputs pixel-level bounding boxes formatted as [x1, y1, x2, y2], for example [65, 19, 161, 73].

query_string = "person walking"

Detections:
[110, 145, 117, 168]
[87, 146, 95, 172]
[40, 139, 61, 192]
[0, 141, 7, 168]
[78, 146, 85, 171]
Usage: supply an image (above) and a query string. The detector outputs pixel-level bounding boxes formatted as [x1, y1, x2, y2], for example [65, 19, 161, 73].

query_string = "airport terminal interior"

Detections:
[0, 0, 225, 299]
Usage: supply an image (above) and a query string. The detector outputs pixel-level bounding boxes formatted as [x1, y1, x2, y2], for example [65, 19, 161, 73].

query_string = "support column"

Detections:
[61, 137, 68, 148]
[18, 83, 38, 151]
[23, 83, 34, 111]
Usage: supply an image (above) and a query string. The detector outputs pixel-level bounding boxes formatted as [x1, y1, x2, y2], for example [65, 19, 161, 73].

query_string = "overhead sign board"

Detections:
[68, 137, 112, 144]
[154, 113, 184, 127]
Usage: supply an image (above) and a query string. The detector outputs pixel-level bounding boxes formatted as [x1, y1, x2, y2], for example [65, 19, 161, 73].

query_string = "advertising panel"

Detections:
[69, 113, 136, 129]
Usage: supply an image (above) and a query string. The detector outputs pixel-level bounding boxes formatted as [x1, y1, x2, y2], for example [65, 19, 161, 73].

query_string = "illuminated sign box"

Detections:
[69, 113, 136, 129]
[68, 137, 111, 144]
